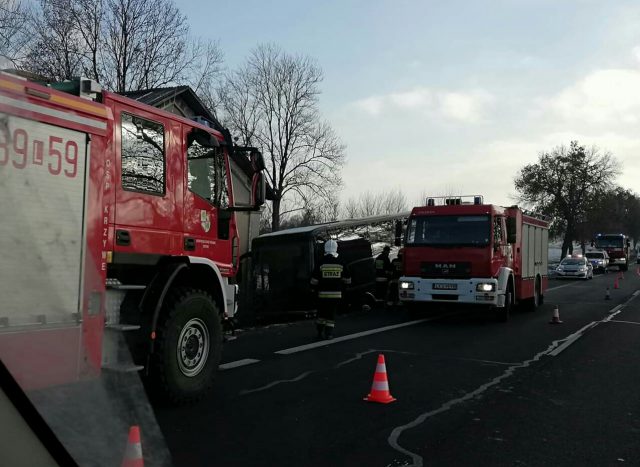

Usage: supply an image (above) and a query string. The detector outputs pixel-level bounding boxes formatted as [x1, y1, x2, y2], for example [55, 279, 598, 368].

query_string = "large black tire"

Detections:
[496, 285, 513, 322]
[524, 277, 541, 312]
[149, 287, 222, 405]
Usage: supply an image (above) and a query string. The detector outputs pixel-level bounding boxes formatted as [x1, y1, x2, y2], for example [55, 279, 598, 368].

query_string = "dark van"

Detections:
[237, 214, 407, 323]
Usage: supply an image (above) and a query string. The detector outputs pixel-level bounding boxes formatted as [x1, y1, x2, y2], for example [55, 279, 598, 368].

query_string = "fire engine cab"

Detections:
[0, 73, 266, 404]
[399, 195, 549, 321]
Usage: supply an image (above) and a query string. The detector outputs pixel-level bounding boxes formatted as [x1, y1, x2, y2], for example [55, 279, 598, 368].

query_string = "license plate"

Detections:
[433, 283, 457, 290]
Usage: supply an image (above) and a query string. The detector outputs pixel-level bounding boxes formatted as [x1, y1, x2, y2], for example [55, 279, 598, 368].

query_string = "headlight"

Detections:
[400, 281, 414, 290]
[556, 266, 564, 271]
[578, 266, 586, 272]
[476, 283, 495, 292]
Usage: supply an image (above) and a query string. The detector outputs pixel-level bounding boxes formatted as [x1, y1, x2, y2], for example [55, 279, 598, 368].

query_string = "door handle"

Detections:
[184, 237, 196, 251]
[116, 230, 130, 246]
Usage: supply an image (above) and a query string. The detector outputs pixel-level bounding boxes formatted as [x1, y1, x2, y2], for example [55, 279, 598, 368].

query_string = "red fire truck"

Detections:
[398, 196, 549, 321]
[593, 233, 631, 271]
[0, 73, 265, 404]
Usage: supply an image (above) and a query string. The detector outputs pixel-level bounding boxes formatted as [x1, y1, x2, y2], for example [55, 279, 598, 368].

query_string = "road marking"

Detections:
[387, 288, 640, 467]
[546, 282, 578, 292]
[452, 357, 519, 366]
[607, 320, 640, 326]
[240, 371, 313, 395]
[219, 358, 260, 370]
[274, 312, 458, 355]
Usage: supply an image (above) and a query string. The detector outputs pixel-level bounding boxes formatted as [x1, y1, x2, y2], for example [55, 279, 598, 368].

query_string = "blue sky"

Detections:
[180, 0, 640, 206]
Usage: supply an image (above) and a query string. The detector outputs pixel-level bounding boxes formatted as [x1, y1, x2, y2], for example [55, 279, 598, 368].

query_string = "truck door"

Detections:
[492, 216, 512, 270]
[182, 126, 232, 267]
[114, 108, 182, 255]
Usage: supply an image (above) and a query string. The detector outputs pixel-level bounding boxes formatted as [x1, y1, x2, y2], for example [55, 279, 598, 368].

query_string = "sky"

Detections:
[180, 0, 639, 207]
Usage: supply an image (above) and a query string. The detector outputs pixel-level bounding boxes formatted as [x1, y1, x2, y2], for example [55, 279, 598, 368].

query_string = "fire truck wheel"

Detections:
[496, 286, 513, 322]
[150, 287, 222, 405]
[524, 277, 541, 312]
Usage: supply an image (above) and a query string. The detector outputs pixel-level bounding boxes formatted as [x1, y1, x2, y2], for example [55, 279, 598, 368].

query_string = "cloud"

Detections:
[543, 69, 640, 126]
[353, 87, 494, 123]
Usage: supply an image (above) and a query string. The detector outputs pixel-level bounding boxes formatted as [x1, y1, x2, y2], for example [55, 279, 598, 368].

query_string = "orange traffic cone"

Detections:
[122, 426, 144, 467]
[614, 277, 619, 289]
[364, 354, 396, 404]
[549, 306, 563, 324]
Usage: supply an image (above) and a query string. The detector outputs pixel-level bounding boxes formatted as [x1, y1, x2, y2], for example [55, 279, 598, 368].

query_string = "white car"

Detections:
[585, 250, 609, 273]
[555, 255, 594, 280]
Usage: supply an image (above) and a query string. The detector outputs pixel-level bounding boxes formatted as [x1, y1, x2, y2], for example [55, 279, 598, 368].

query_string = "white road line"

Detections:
[387, 287, 640, 467]
[274, 312, 458, 355]
[546, 282, 578, 292]
[548, 334, 582, 356]
[219, 358, 260, 370]
[607, 320, 640, 326]
[240, 371, 313, 395]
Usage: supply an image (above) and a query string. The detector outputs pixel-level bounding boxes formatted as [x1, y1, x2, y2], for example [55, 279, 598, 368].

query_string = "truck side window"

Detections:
[493, 217, 504, 245]
[187, 138, 229, 208]
[120, 113, 165, 195]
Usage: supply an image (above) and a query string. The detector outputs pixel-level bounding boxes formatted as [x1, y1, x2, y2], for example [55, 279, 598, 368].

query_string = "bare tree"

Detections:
[21, 0, 85, 80]
[15, 0, 223, 96]
[218, 44, 345, 231]
[343, 189, 408, 219]
[0, 0, 28, 65]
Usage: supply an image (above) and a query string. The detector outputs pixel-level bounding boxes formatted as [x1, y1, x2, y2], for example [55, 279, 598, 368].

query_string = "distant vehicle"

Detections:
[555, 255, 594, 280]
[398, 195, 550, 321]
[585, 250, 609, 273]
[594, 233, 631, 271]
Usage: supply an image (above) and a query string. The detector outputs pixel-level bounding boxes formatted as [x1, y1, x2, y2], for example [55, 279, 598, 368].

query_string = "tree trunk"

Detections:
[271, 196, 281, 232]
[561, 233, 572, 260]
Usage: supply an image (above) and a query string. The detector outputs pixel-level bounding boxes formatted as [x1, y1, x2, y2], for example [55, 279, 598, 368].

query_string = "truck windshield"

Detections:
[595, 236, 623, 248]
[406, 215, 490, 246]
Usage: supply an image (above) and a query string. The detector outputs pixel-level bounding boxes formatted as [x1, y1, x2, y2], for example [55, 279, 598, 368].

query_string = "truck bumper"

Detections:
[397, 277, 504, 307]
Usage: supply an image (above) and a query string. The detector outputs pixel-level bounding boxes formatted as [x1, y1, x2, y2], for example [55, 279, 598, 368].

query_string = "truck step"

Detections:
[102, 363, 144, 373]
[107, 284, 146, 290]
[106, 323, 141, 331]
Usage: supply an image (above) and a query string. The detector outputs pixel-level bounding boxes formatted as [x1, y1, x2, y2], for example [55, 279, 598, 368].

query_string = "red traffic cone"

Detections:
[636, 267, 640, 277]
[605, 287, 611, 300]
[122, 426, 144, 467]
[549, 306, 563, 324]
[364, 354, 396, 404]
[614, 277, 619, 289]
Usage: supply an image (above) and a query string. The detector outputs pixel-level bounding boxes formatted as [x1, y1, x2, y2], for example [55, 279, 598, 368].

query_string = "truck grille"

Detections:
[421, 262, 472, 279]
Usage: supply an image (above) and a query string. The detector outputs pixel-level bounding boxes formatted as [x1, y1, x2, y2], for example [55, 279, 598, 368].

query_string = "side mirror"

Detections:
[250, 150, 265, 172]
[188, 128, 219, 148]
[506, 217, 517, 244]
[394, 220, 403, 247]
[251, 172, 266, 209]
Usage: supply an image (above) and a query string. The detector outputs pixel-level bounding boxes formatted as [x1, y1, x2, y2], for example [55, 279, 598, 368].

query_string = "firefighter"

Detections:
[375, 245, 392, 303]
[389, 249, 404, 307]
[310, 239, 351, 340]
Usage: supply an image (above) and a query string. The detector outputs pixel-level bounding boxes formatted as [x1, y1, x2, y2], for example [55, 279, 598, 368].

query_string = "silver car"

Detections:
[555, 256, 594, 280]
[585, 250, 609, 273]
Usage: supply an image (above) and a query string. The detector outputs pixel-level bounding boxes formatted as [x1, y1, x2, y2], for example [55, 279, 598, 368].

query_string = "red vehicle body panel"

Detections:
[0, 74, 242, 390]
[403, 202, 549, 304]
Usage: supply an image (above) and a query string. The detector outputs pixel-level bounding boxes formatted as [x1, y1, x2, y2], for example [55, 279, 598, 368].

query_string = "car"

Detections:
[555, 255, 594, 280]
[585, 250, 609, 273]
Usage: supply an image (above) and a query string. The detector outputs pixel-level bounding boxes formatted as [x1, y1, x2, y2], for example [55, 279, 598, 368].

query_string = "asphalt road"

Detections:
[154, 268, 640, 467]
